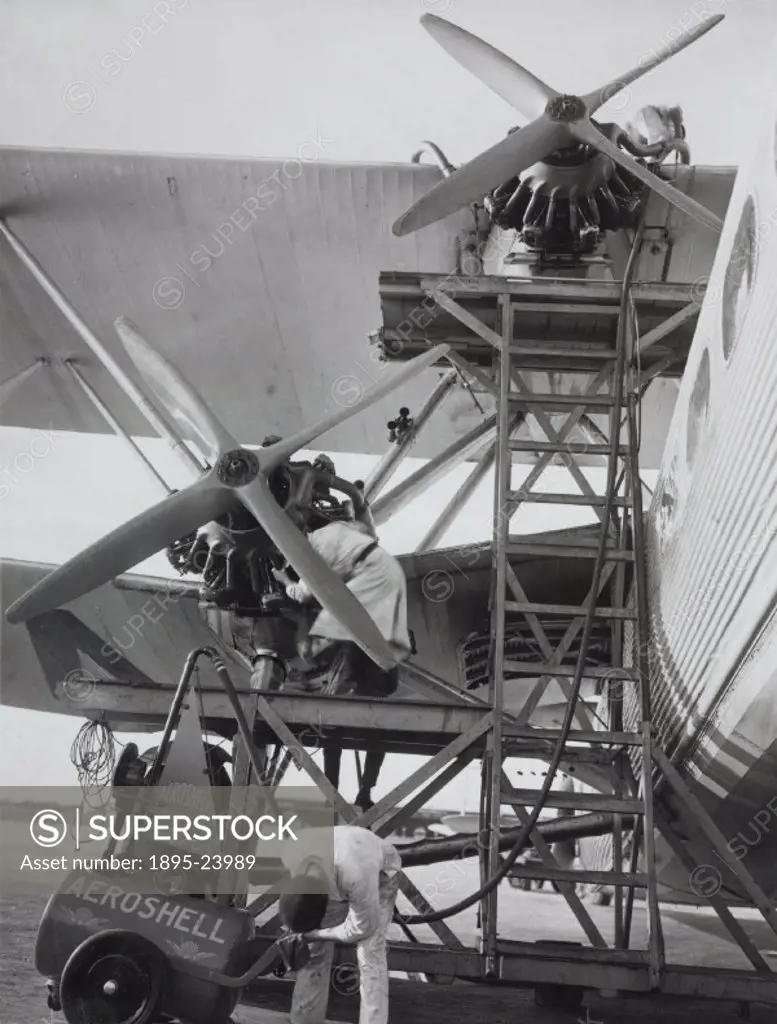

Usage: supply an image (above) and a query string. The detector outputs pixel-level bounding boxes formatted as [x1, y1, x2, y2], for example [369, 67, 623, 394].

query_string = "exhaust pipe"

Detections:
[411, 141, 455, 177]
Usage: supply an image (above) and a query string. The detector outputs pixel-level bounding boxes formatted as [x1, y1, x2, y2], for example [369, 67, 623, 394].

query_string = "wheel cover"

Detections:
[79, 954, 153, 1024]
[60, 932, 166, 1024]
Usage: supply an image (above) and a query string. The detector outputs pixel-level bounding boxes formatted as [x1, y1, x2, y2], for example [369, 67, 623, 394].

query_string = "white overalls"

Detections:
[285, 520, 411, 657]
[285, 825, 401, 1024]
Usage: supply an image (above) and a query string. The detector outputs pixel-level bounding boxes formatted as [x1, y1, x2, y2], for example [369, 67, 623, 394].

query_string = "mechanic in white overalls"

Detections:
[273, 502, 412, 809]
[279, 824, 402, 1024]
[275, 501, 411, 673]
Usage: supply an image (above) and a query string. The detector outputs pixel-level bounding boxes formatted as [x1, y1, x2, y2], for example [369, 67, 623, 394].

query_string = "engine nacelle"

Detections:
[484, 107, 690, 261]
[167, 455, 362, 617]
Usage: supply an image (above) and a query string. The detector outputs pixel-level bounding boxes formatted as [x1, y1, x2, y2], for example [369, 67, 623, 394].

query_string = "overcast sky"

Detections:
[0, 0, 772, 165]
[0, 0, 772, 806]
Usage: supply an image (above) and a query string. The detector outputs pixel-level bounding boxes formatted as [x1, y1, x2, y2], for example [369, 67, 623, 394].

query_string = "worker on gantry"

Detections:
[273, 470, 413, 810]
[279, 824, 401, 1024]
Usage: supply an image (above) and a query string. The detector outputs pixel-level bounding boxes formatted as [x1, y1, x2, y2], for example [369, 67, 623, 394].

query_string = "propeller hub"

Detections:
[546, 94, 587, 123]
[216, 448, 261, 487]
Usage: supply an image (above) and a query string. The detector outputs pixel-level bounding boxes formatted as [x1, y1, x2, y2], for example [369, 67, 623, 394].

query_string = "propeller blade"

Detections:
[570, 120, 722, 232]
[582, 15, 724, 113]
[259, 344, 451, 472]
[238, 477, 399, 671]
[5, 475, 236, 624]
[115, 317, 236, 463]
[393, 118, 567, 236]
[421, 13, 558, 121]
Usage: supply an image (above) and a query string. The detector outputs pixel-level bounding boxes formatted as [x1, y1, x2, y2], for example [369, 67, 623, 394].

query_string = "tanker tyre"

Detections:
[59, 929, 169, 1024]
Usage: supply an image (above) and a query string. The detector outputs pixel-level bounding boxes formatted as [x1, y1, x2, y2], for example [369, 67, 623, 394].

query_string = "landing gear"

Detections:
[59, 930, 168, 1024]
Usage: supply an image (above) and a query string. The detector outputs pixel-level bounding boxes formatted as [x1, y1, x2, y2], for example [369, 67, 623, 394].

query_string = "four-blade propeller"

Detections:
[393, 13, 724, 237]
[6, 319, 449, 672]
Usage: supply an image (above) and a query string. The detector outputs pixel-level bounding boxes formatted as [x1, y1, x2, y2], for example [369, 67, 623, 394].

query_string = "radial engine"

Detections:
[484, 105, 690, 259]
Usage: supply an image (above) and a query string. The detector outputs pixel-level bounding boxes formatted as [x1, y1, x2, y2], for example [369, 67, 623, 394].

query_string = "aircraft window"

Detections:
[721, 195, 757, 362]
[686, 348, 711, 468]
[656, 455, 679, 548]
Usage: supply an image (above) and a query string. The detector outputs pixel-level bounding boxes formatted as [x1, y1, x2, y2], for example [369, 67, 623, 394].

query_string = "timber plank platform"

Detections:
[75, 682, 637, 757]
[377, 271, 696, 377]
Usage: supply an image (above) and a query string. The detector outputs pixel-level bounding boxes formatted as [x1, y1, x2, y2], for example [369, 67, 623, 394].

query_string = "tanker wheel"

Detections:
[59, 929, 168, 1024]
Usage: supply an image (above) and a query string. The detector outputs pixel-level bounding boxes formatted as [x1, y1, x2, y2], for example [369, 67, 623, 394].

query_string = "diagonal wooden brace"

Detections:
[653, 809, 771, 973]
[357, 714, 494, 834]
[653, 746, 777, 939]
[428, 290, 503, 350]
[507, 364, 617, 525]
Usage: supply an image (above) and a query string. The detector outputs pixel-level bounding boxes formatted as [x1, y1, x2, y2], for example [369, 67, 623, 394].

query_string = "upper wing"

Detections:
[0, 148, 734, 468]
[0, 147, 470, 461]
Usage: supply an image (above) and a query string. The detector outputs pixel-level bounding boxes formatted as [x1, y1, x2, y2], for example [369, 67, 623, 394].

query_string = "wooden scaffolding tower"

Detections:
[323, 244, 777, 1009]
[465, 245, 665, 983]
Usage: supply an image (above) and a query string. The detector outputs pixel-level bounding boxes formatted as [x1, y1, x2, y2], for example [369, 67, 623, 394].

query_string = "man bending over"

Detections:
[279, 824, 401, 1024]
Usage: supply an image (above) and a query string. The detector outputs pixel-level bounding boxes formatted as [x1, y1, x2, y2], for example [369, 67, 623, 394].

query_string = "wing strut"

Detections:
[0, 218, 205, 477]
[65, 360, 173, 494]
[0, 357, 48, 402]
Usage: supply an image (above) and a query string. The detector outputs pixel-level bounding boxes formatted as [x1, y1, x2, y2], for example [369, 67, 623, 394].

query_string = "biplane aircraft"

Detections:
[1, 8, 775, 938]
